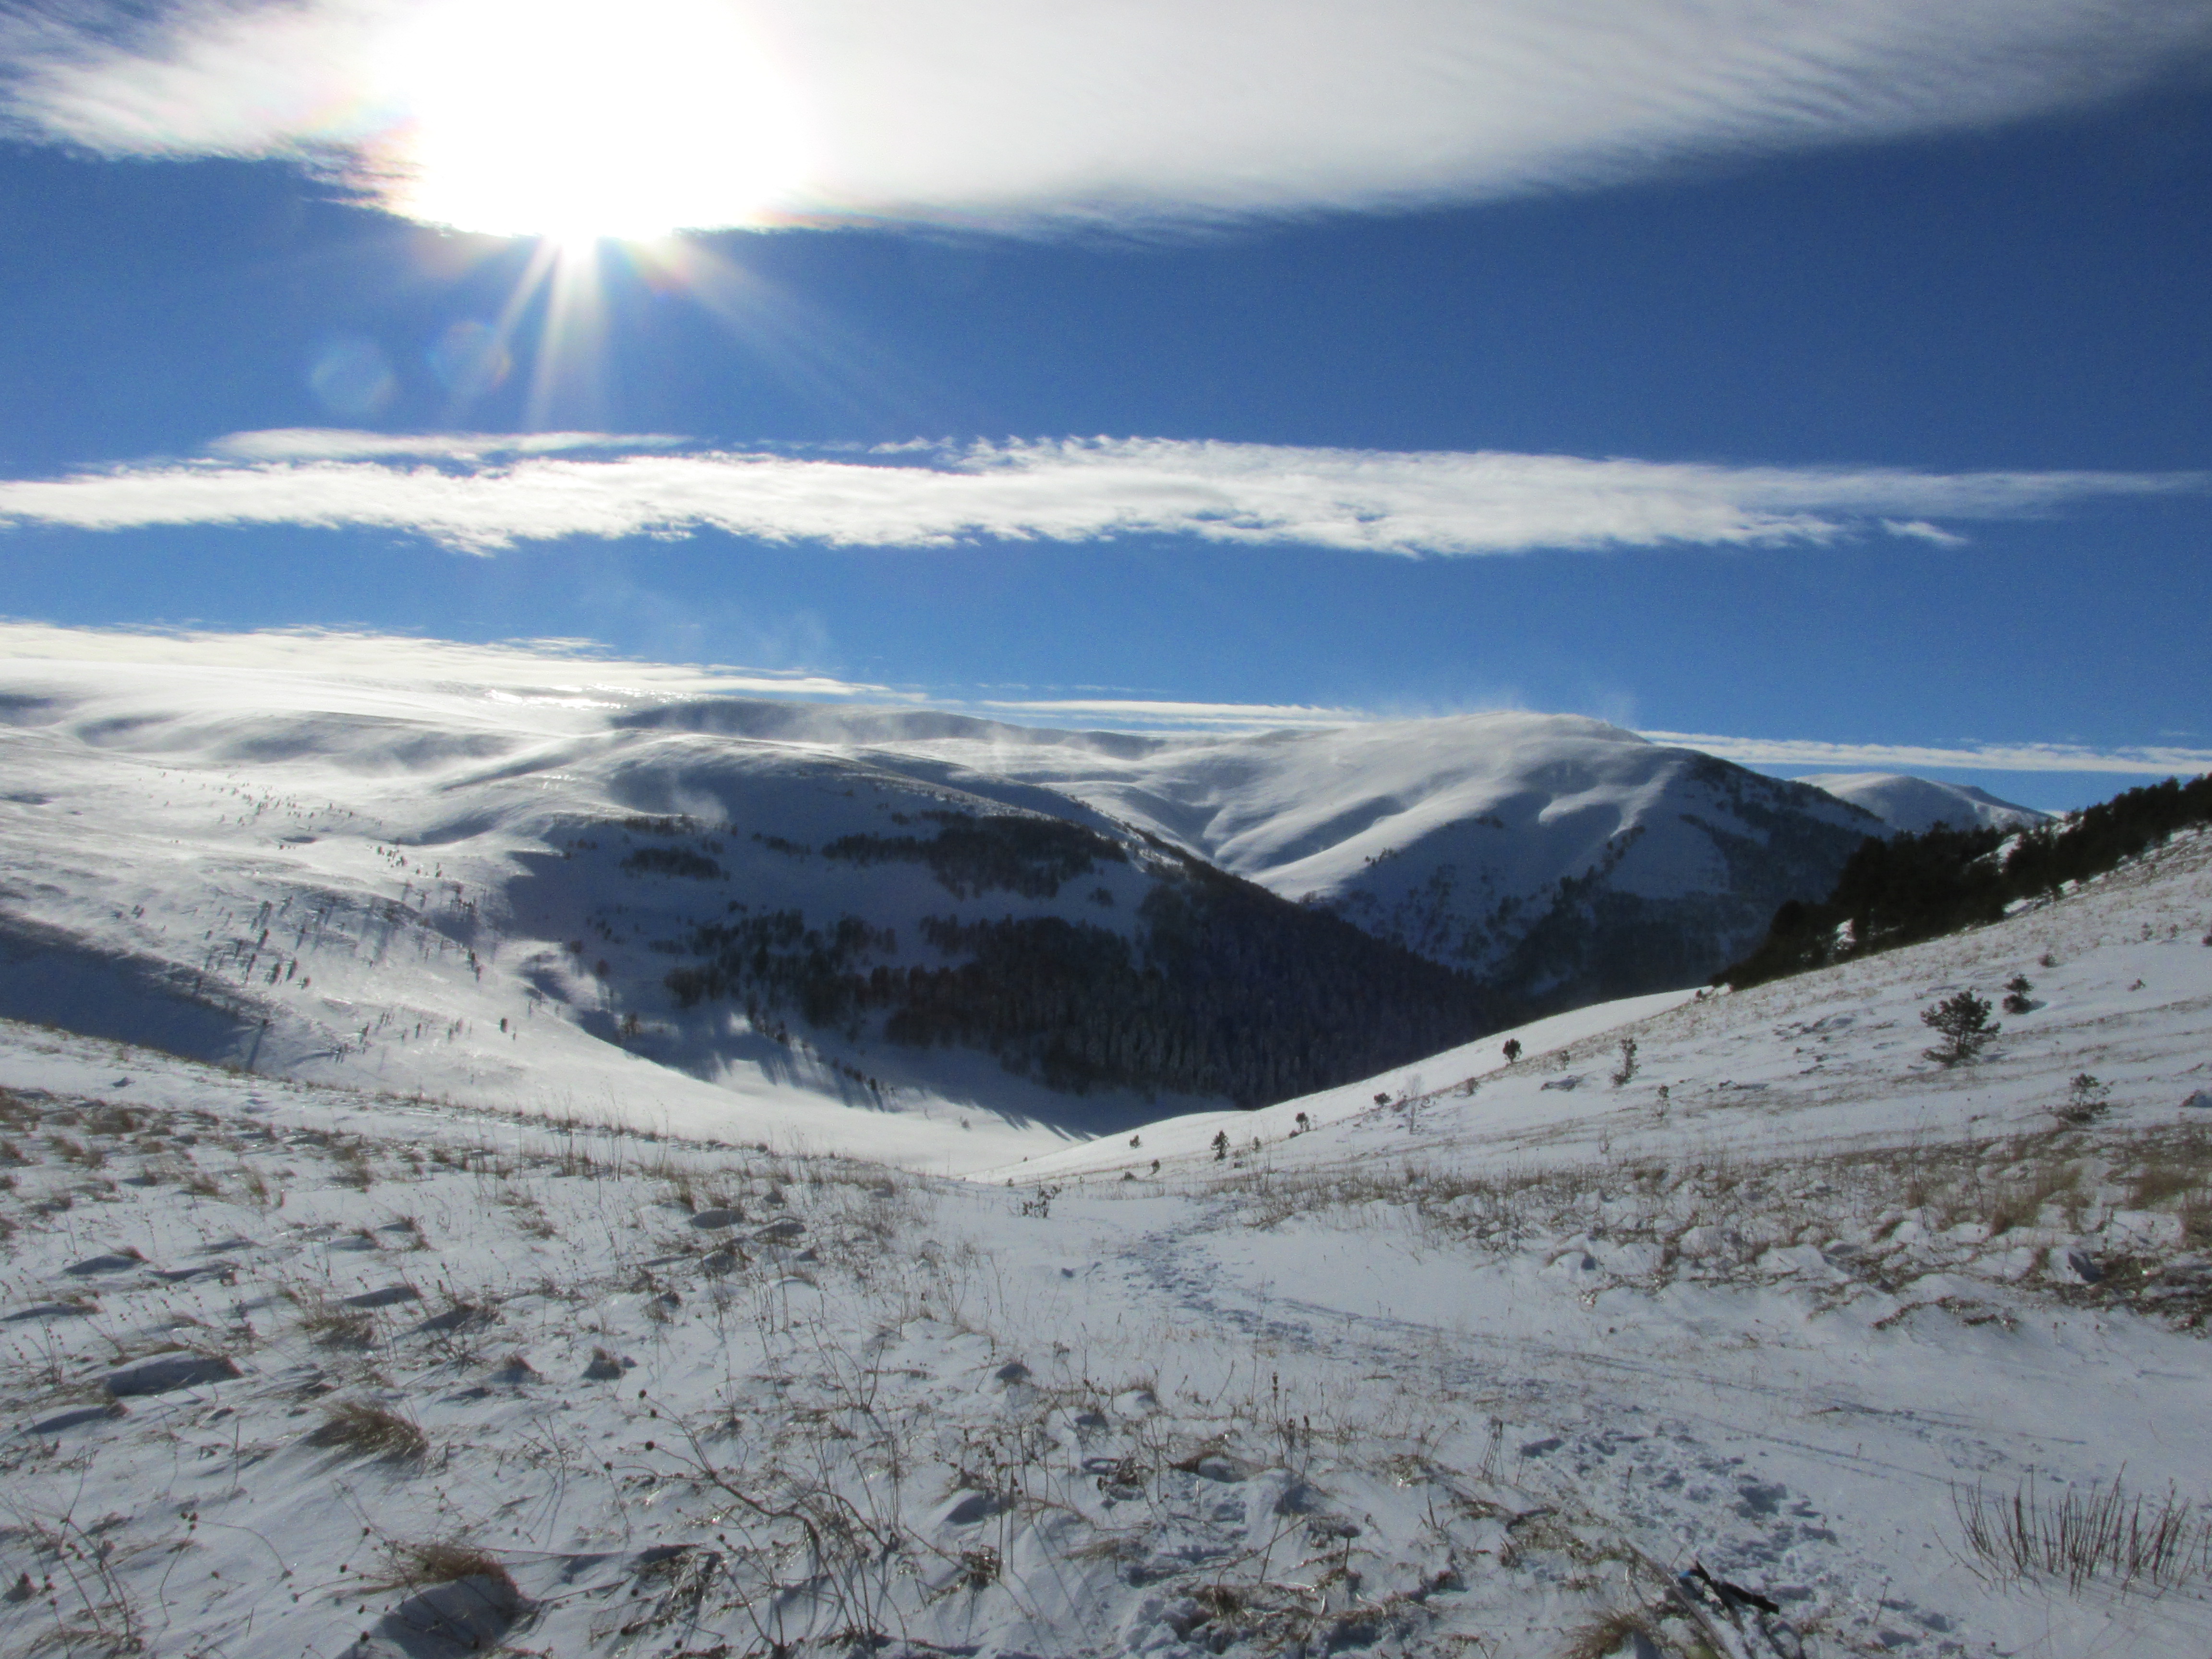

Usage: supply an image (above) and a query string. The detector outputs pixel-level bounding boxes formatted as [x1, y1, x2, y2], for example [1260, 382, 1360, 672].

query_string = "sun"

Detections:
[369, 0, 810, 244]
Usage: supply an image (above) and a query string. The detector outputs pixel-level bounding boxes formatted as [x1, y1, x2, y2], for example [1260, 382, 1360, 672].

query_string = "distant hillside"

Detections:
[800, 708, 1887, 1012]
[10, 657, 2008, 1120]
[1724, 770, 2212, 989]
[654, 812, 1494, 1107]
[1794, 771, 2048, 835]
[0, 661, 1491, 1134]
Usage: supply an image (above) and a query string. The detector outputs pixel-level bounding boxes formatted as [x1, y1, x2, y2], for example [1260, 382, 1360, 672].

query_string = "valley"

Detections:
[2, 786, 2208, 1658]
[0, 654, 1908, 1159]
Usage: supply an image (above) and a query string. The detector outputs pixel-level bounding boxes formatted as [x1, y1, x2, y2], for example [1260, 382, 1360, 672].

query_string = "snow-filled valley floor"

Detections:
[4, 829, 2212, 1657]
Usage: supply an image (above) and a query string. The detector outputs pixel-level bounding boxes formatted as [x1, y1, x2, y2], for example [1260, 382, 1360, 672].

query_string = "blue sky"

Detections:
[1, 0, 2209, 808]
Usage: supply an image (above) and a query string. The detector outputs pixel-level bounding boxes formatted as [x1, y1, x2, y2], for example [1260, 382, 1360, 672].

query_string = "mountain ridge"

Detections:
[1, 655, 1892, 1143]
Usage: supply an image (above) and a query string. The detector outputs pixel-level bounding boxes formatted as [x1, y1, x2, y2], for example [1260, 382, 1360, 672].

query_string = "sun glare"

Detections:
[371, 0, 809, 244]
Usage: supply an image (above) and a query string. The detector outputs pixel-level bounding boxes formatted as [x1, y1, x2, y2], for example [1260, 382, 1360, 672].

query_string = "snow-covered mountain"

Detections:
[630, 701, 1885, 1001]
[0, 656, 1486, 1154]
[1794, 769, 2048, 834]
[1119, 717, 1883, 998]
[2, 646, 1887, 1138]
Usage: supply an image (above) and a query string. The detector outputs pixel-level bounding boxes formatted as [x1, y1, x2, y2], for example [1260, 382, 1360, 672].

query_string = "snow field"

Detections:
[2, 690, 2211, 1655]
[1, 1059, 1807, 1659]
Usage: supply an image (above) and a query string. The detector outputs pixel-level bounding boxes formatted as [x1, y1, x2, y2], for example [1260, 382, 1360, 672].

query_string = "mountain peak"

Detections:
[1793, 772, 2048, 835]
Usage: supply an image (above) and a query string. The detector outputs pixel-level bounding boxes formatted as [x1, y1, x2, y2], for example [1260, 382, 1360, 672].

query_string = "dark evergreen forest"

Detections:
[664, 813, 1498, 1107]
[1721, 773, 2212, 990]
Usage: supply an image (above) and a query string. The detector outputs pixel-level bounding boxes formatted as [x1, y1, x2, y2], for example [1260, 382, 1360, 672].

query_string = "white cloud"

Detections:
[0, 433, 2200, 556]
[4, 0, 2210, 236]
[1647, 730, 2212, 776]
[0, 618, 904, 701]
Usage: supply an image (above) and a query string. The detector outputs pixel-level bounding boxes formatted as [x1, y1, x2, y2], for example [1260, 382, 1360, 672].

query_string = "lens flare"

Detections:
[308, 337, 399, 418]
[428, 319, 515, 397]
[367, 0, 810, 243]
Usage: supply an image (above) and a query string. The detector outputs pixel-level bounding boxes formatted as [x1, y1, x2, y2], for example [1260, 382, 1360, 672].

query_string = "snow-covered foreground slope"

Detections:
[1795, 773, 2048, 835]
[3, 821, 2209, 1657]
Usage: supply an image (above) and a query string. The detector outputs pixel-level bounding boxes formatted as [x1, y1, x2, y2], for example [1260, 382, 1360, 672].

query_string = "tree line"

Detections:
[663, 829, 1499, 1107]
[1720, 772, 2212, 990]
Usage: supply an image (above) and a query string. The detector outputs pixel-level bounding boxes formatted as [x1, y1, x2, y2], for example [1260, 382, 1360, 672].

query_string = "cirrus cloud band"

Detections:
[0, 433, 2201, 557]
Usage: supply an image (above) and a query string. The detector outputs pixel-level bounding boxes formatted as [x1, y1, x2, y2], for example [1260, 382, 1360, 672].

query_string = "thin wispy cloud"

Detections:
[5, 1, 2209, 237]
[205, 429, 687, 461]
[0, 619, 904, 702]
[973, 697, 1366, 733]
[0, 434, 2200, 557]
[1648, 730, 2212, 777]
[5, 622, 2200, 769]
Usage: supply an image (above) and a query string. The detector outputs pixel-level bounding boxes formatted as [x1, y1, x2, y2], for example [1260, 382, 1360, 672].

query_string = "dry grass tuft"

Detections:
[177, 1165, 224, 1198]
[329, 1140, 374, 1190]
[1986, 1164, 2081, 1236]
[238, 1164, 280, 1209]
[493, 1182, 558, 1239]
[48, 1136, 105, 1169]
[308, 1401, 429, 1461]
[289, 1290, 376, 1349]
[1559, 1608, 1661, 1659]
[2130, 1163, 2199, 1209]
[1955, 1474, 2212, 1594]
[369, 1539, 515, 1596]
[83, 1103, 144, 1137]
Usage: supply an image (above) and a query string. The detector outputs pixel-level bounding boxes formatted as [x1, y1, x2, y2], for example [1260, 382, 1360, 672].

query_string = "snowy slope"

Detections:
[0, 652, 1501, 1164]
[643, 703, 1887, 1002]
[1795, 771, 2049, 834]
[0, 654, 1190, 1171]
[2, 814, 2209, 1657]
[0, 646, 1889, 1154]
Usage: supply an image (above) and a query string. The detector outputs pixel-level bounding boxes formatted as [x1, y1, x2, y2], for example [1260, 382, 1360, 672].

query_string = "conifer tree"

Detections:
[1921, 991, 1999, 1067]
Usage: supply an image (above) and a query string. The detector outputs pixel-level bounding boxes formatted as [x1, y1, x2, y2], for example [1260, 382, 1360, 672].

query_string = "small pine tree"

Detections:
[2058, 1071, 2111, 1124]
[1211, 1130, 1230, 1162]
[1610, 1036, 1639, 1088]
[2001, 974, 2034, 1015]
[1921, 991, 2000, 1067]
[1503, 1038, 1523, 1063]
